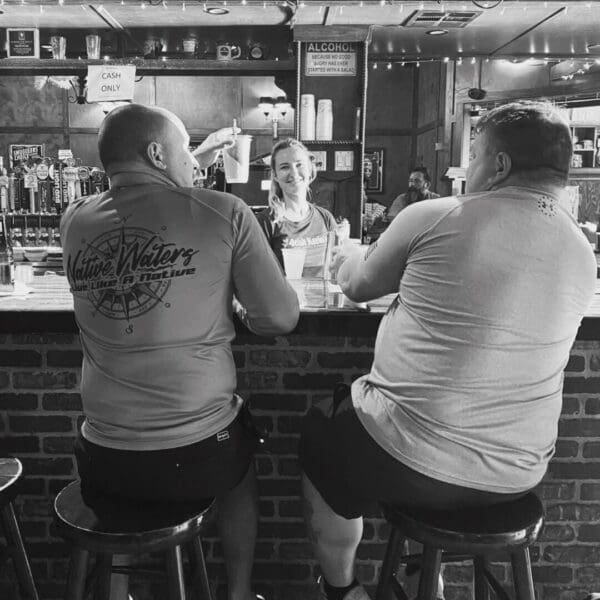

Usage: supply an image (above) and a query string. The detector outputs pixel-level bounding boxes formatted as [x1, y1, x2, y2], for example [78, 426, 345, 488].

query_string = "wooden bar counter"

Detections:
[1, 273, 600, 598]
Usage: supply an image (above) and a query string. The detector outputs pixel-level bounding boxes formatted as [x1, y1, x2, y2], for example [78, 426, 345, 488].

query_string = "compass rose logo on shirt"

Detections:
[66, 225, 198, 322]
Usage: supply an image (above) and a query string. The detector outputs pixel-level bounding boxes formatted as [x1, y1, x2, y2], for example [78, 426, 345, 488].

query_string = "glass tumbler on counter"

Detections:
[86, 34, 101, 59]
[50, 36, 66, 60]
[0, 214, 14, 294]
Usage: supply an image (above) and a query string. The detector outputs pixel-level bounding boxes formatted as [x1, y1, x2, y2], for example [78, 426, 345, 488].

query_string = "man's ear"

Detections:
[492, 151, 512, 185]
[147, 141, 167, 170]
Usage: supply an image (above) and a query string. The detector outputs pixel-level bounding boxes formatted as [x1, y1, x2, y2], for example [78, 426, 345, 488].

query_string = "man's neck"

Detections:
[491, 175, 565, 198]
[108, 161, 177, 190]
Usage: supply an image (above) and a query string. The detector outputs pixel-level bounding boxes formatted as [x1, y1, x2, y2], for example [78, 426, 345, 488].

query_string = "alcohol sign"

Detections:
[87, 65, 136, 102]
[305, 42, 357, 77]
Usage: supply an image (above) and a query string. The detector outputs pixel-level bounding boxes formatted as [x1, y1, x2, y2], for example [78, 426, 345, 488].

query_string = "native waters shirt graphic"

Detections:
[60, 180, 298, 451]
[66, 224, 199, 322]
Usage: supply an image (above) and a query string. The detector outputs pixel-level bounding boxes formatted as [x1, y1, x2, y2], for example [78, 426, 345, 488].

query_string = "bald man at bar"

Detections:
[61, 103, 299, 600]
[299, 101, 597, 600]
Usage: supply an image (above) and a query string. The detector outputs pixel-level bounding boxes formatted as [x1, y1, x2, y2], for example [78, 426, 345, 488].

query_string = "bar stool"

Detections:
[0, 457, 39, 600]
[375, 492, 544, 600]
[54, 480, 214, 600]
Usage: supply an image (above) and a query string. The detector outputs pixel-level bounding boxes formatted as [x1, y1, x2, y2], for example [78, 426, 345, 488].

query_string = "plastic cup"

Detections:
[50, 36, 66, 60]
[282, 247, 306, 280]
[86, 35, 101, 60]
[223, 134, 252, 184]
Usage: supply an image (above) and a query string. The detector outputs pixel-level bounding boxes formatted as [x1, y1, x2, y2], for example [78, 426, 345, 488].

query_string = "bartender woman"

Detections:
[256, 138, 336, 277]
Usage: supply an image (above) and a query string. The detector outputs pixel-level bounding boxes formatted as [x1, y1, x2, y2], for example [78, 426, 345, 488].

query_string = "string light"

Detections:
[373, 62, 378, 69]
[398, 3, 403, 12]
[182, 1, 185, 10]
[416, 61, 420, 67]
[443, 56, 449, 62]
[471, 57, 476, 64]
[141, 1, 147, 8]
[39, 4, 43, 11]
[387, 62, 392, 69]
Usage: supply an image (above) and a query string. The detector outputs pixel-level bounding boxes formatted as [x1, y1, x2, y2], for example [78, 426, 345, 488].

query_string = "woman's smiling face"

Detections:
[273, 146, 312, 200]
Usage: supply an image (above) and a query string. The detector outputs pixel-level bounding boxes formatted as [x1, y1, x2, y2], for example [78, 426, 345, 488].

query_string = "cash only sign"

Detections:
[86, 65, 136, 103]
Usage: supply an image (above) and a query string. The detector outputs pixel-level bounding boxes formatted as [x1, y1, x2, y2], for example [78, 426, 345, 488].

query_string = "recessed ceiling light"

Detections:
[204, 5, 229, 14]
[426, 29, 448, 36]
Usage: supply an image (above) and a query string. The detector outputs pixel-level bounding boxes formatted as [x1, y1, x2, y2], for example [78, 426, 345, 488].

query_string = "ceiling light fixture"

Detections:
[204, 4, 228, 14]
[426, 29, 448, 36]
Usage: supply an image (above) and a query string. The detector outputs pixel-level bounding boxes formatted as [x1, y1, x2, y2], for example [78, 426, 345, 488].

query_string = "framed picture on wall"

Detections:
[364, 149, 384, 193]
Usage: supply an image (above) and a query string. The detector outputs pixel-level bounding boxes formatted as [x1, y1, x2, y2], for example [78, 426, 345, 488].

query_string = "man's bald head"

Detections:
[98, 103, 180, 173]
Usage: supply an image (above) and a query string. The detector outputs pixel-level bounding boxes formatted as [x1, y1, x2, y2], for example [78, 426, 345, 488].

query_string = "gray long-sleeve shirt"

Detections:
[61, 169, 299, 450]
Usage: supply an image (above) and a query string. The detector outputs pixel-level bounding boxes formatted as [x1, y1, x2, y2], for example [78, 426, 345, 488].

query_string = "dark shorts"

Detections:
[299, 384, 528, 519]
[75, 404, 259, 506]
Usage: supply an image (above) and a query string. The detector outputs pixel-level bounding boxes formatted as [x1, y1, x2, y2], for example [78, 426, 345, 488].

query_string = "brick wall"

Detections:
[0, 323, 599, 600]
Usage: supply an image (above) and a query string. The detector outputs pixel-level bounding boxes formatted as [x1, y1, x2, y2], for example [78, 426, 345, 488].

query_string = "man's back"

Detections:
[353, 186, 597, 492]
[62, 182, 298, 451]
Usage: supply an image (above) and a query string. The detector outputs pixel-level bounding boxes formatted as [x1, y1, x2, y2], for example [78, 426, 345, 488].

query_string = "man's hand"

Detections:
[330, 240, 365, 281]
[193, 126, 241, 170]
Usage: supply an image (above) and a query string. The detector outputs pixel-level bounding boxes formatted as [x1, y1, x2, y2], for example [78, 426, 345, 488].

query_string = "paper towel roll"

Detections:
[300, 94, 316, 141]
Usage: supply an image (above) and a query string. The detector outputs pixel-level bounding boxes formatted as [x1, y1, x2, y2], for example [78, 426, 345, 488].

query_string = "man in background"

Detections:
[387, 166, 440, 221]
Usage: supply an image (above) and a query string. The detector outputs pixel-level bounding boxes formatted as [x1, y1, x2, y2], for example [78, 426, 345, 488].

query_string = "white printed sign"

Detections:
[87, 65, 136, 102]
[305, 41, 357, 77]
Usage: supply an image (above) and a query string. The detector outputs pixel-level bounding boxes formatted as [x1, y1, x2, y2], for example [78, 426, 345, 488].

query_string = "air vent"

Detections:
[404, 10, 482, 28]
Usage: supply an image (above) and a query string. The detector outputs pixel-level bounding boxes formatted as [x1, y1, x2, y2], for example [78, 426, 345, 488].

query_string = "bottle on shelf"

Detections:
[0, 158, 8, 212]
[0, 212, 14, 293]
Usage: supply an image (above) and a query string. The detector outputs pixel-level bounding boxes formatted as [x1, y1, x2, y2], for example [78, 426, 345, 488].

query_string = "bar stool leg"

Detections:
[511, 547, 535, 600]
[375, 529, 406, 600]
[473, 556, 491, 600]
[0, 502, 40, 600]
[94, 553, 113, 600]
[65, 547, 90, 600]
[187, 537, 212, 600]
[416, 546, 442, 600]
[165, 545, 187, 600]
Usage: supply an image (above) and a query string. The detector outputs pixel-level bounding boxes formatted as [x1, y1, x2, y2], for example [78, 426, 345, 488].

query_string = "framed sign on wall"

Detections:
[364, 149, 384, 194]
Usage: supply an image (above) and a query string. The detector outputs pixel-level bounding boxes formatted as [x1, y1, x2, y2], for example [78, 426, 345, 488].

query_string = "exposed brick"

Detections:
[233, 350, 245, 368]
[258, 478, 300, 497]
[536, 481, 576, 500]
[20, 458, 73, 476]
[43, 437, 76, 454]
[10, 416, 72, 433]
[233, 334, 277, 346]
[236, 371, 278, 389]
[0, 350, 42, 367]
[563, 377, 600, 393]
[543, 545, 600, 563]
[575, 566, 600, 585]
[0, 371, 9, 389]
[356, 542, 387, 560]
[539, 524, 576, 542]
[282, 372, 342, 390]
[257, 521, 306, 539]
[249, 349, 311, 368]
[565, 355, 585, 372]
[0, 436, 39, 454]
[558, 419, 600, 437]
[41, 393, 82, 411]
[279, 542, 313, 559]
[27, 541, 70, 559]
[48, 479, 74, 495]
[20, 520, 47, 539]
[46, 350, 83, 367]
[19, 477, 45, 495]
[578, 524, 600, 542]
[278, 456, 301, 477]
[443, 565, 473, 584]
[545, 503, 600, 522]
[554, 440, 579, 458]
[581, 483, 600, 500]
[253, 563, 311, 581]
[248, 393, 308, 412]
[548, 461, 600, 479]
[255, 456, 273, 476]
[12, 333, 77, 345]
[562, 396, 581, 415]
[531, 566, 573, 583]
[22, 499, 53, 518]
[347, 337, 376, 348]
[317, 351, 373, 369]
[258, 500, 275, 518]
[583, 441, 600, 458]
[0, 393, 38, 410]
[279, 500, 303, 518]
[13, 371, 78, 390]
[585, 397, 600, 415]
[277, 415, 303, 434]
[288, 335, 346, 347]
[590, 352, 600, 372]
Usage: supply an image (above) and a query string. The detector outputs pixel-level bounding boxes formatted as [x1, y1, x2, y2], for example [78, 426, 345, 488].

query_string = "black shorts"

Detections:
[299, 384, 528, 519]
[75, 405, 259, 506]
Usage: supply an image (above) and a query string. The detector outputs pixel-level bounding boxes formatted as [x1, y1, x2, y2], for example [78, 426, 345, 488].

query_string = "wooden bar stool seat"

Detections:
[54, 480, 214, 600]
[0, 457, 40, 600]
[376, 492, 544, 600]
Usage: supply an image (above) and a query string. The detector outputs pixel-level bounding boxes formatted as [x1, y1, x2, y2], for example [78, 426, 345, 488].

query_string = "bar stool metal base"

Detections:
[375, 492, 544, 600]
[54, 481, 214, 600]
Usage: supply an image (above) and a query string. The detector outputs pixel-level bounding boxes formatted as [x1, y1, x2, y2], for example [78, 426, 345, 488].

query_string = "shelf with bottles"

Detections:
[570, 125, 599, 169]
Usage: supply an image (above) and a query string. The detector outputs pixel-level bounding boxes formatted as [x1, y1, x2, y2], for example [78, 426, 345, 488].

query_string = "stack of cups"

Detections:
[316, 99, 333, 140]
[300, 94, 316, 141]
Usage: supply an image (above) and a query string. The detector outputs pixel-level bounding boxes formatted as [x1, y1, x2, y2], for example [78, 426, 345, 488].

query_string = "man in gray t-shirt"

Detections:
[299, 102, 597, 600]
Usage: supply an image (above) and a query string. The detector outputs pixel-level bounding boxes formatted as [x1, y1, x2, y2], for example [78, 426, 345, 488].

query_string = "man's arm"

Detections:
[231, 204, 299, 336]
[192, 127, 240, 170]
[336, 201, 444, 302]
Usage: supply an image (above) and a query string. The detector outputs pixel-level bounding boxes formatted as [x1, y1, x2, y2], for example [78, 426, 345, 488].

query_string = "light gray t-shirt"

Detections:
[61, 171, 299, 451]
[350, 186, 596, 493]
